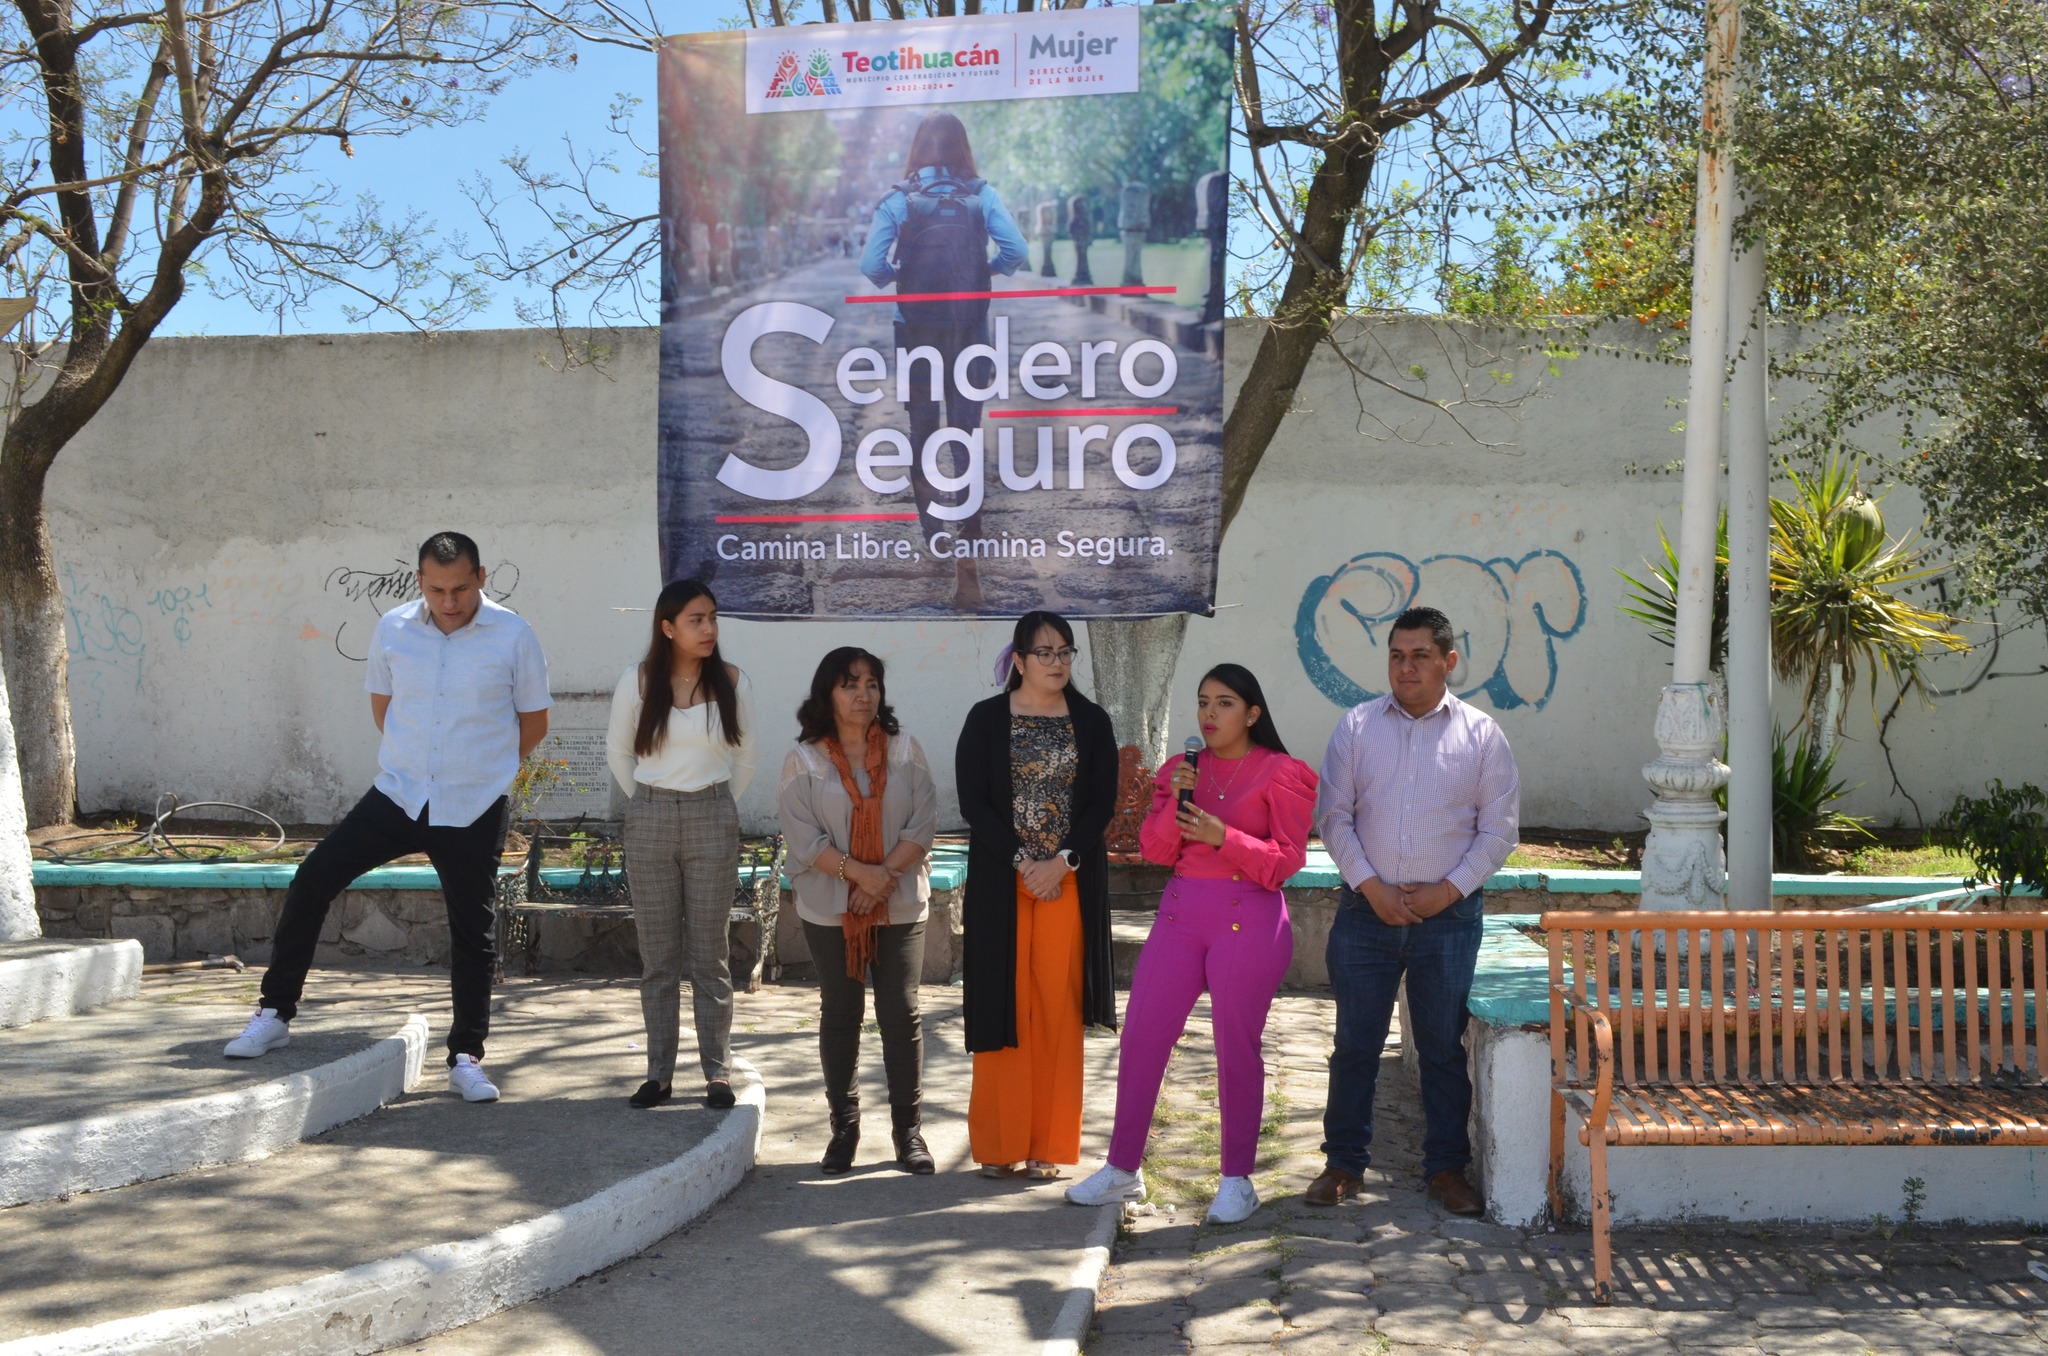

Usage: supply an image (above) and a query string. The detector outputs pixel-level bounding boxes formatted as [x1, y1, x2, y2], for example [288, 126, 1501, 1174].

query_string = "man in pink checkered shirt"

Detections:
[1305, 606, 1520, 1218]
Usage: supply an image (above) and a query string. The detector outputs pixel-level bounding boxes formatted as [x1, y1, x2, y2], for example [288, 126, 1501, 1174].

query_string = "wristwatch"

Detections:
[1057, 848, 1078, 871]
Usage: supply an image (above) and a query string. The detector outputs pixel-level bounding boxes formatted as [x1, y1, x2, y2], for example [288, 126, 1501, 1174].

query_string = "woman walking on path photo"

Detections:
[776, 647, 940, 1175]
[955, 611, 1119, 1179]
[1066, 665, 1317, 1224]
[605, 579, 756, 1112]
[860, 110, 1030, 612]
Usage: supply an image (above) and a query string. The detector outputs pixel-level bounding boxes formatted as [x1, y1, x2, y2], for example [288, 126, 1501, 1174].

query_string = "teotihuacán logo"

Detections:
[765, 49, 842, 99]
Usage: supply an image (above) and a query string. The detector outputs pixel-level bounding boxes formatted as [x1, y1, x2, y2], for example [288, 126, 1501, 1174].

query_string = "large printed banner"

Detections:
[657, 5, 1232, 618]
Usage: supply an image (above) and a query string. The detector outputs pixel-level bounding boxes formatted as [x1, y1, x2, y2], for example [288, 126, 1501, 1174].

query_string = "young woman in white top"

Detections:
[605, 579, 756, 1110]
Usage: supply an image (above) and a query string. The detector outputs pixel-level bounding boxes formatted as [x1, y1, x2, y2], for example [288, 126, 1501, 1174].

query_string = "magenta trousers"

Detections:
[1108, 875, 1294, 1176]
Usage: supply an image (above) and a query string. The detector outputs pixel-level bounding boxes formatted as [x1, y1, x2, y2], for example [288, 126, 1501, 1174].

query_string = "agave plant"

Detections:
[1768, 457, 1970, 761]
[1767, 727, 1873, 870]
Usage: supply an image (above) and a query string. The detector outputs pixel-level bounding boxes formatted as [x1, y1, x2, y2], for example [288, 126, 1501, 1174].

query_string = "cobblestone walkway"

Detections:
[1086, 993, 2048, 1355]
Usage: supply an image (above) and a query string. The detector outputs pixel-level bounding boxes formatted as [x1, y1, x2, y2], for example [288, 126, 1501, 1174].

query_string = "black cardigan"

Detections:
[954, 689, 1120, 1053]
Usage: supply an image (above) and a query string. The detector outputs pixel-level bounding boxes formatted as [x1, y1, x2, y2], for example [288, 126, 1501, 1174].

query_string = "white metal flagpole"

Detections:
[1639, 0, 1739, 913]
[1724, 208, 1774, 910]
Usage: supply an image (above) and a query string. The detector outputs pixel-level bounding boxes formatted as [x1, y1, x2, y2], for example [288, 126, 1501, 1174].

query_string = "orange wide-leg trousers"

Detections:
[968, 872, 1085, 1166]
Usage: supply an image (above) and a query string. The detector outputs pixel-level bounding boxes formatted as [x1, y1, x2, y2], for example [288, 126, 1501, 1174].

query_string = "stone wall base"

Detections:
[35, 880, 1948, 974]
[35, 883, 968, 981]
[35, 886, 456, 967]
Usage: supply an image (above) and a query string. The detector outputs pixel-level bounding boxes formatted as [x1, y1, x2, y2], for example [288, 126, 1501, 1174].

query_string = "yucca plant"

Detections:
[1768, 457, 1970, 762]
[1616, 512, 1729, 671]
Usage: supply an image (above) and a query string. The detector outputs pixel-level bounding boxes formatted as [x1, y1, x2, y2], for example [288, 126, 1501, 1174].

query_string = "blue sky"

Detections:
[171, 26, 672, 336]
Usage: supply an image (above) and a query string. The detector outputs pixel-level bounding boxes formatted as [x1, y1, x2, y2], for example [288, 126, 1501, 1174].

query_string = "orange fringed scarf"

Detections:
[823, 723, 891, 979]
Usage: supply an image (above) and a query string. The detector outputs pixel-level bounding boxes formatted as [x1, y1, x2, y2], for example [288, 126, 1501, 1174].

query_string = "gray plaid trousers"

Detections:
[624, 783, 739, 1085]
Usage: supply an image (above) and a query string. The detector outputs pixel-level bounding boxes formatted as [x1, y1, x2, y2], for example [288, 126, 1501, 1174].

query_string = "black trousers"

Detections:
[894, 319, 991, 545]
[261, 788, 509, 1063]
[803, 917, 926, 1127]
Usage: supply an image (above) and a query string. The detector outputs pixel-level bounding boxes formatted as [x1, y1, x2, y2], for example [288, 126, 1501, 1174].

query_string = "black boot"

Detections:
[821, 1105, 860, 1175]
[892, 1107, 934, 1175]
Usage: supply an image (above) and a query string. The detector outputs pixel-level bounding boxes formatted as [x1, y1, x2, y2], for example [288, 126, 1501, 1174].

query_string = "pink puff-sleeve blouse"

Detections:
[1138, 745, 1319, 892]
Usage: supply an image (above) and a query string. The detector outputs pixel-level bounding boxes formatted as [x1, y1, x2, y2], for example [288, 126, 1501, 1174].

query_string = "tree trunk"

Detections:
[1080, 140, 1372, 764]
[1808, 661, 1845, 766]
[0, 433, 77, 830]
[0, 645, 40, 939]
[1086, 613, 1189, 769]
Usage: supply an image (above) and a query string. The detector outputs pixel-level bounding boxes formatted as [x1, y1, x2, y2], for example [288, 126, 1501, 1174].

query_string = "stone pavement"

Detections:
[42, 966, 2043, 1353]
[1085, 993, 2048, 1355]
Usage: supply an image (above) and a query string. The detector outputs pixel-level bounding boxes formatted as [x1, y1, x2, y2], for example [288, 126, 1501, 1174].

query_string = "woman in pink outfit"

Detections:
[1065, 664, 1317, 1224]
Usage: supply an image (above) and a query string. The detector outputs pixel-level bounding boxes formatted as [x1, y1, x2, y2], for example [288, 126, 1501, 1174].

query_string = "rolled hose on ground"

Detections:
[35, 792, 292, 864]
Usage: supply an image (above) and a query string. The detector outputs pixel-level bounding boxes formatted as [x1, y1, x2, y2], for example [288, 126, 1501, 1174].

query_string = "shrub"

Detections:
[1937, 780, 2048, 900]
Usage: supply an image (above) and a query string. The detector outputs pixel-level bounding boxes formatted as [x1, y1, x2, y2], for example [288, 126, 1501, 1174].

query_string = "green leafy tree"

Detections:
[1551, 1, 2048, 629]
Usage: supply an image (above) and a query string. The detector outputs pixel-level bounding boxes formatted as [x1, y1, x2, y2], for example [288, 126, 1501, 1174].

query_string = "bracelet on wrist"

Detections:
[836, 854, 848, 881]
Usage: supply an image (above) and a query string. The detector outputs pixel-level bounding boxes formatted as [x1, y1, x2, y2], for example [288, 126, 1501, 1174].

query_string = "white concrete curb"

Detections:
[0, 1053, 766, 1356]
[0, 1014, 429, 1208]
[1041, 1202, 1120, 1356]
[0, 940, 142, 1028]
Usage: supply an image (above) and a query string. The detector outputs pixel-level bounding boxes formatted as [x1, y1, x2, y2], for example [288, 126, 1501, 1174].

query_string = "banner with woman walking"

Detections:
[657, 5, 1232, 618]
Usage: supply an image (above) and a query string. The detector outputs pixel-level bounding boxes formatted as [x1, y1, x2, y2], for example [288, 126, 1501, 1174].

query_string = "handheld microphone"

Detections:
[1178, 735, 1204, 810]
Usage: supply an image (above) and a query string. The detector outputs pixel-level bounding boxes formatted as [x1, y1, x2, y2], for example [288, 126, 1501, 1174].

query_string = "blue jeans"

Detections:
[1321, 886, 1484, 1181]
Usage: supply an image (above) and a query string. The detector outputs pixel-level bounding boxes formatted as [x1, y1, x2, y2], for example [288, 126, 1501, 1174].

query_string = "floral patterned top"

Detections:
[1010, 713, 1077, 862]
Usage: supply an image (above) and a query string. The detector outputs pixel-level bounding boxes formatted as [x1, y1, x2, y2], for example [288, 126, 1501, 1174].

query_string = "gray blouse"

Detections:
[776, 733, 939, 926]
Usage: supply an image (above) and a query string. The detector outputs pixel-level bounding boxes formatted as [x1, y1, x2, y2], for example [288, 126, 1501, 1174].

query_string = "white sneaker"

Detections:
[1206, 1175, 1260, 1224]
[224, 1008, 291, 1058]
[1065, 1163, 1146, 1206]
[449, 1054, 499, 1103]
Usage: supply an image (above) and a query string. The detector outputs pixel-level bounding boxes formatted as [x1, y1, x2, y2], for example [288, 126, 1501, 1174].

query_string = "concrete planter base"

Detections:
[0, 1055, 766, 1356]
[0, 939, 142, 1028]
[0, 1014, 427, 1207]
[1441, 917, 2048, 1230]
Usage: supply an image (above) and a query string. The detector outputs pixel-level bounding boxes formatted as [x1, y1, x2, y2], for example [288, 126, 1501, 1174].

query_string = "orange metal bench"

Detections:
[1544, 910, 2048, 1303]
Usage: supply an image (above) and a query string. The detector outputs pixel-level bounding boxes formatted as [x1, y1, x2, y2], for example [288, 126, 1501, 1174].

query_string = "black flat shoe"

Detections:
[704, 1081, 737, 1109]
[629, 1081, 671, 1109]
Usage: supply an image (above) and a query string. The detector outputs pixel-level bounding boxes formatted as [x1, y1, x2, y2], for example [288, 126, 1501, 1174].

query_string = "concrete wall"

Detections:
[41, 320, 2046, 832]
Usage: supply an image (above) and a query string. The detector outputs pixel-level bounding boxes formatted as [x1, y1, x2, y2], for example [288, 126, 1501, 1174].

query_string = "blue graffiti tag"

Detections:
[1295, 550, 1588, 711]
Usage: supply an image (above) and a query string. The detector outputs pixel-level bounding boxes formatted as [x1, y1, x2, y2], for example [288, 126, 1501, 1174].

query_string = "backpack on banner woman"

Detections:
[888, 171, 992, 326]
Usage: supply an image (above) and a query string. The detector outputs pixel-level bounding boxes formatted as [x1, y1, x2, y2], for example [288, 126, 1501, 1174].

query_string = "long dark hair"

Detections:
[1005, 610, 1085, 696]
[1202, 663, 1288, 756]
[635, 579, 742, 755]
[905, 111, 977, 177]
[795, 647, 900, 744]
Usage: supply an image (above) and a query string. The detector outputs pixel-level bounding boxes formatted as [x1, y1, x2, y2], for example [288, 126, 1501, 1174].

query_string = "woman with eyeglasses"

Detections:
[1063, 664, 1316, 1224]
[954, 611, 1119, 1180]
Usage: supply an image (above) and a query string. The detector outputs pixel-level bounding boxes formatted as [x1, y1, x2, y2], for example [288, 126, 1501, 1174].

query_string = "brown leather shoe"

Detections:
[1426, 1169, 1485, 1217]
[1303, 1166, 1364, 1207]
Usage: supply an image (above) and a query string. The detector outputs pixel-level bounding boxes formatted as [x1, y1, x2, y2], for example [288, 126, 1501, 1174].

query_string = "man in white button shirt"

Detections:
[1306, 606, 1519, 1217]
[225, 533, 552, 1103]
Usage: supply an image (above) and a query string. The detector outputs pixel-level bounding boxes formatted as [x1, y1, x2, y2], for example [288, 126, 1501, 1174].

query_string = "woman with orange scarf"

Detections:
[777, 647, 939, 1175]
